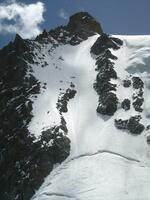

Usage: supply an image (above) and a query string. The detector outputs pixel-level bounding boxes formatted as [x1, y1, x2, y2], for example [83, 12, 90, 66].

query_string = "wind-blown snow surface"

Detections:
[31, 35, 150, 199]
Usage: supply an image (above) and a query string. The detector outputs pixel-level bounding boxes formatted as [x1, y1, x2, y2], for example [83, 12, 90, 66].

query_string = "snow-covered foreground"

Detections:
[32, 35, 150, 199]
[33, 153, 150, 200]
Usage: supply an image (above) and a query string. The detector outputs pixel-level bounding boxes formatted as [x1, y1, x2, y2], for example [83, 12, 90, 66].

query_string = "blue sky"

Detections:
[0, 0, 150, 48]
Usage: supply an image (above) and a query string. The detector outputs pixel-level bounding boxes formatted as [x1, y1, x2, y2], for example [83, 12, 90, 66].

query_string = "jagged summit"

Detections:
[36, 12, 103, 45]
[67, 12, 103, 34]
[1, 12, 103, 50]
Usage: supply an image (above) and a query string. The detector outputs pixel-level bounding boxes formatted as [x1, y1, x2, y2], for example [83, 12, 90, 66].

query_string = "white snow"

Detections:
[32, 153, 150, 200]
[30, 35, 150, 199]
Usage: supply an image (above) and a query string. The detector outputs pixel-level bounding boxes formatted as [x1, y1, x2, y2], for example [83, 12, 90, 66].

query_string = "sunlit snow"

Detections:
[31, 35, 150, 200]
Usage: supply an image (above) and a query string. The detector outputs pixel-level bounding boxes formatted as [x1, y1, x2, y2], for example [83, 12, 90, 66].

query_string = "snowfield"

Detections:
[31, 35, 150, 199]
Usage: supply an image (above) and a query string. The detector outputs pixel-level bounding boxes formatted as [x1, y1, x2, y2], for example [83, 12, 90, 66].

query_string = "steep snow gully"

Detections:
[31, 35, 150, 200]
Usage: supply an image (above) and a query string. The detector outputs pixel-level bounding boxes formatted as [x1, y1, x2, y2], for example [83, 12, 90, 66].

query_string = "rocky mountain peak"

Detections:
[67, 12, 103, 34]
[13, 33, 29, 54]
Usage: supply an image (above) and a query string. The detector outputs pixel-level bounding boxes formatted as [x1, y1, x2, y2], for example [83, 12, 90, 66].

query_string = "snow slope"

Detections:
[31, 35, 150, 199]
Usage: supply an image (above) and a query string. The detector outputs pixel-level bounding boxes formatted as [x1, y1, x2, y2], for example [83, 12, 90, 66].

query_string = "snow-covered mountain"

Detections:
[1, 12, 150, 200]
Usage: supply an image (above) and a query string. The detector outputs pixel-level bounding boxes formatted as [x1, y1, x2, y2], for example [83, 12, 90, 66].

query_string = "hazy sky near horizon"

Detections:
[0, 0, 150, 48]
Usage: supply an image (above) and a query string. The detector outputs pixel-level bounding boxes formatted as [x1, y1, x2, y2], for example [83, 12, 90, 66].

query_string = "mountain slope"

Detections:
[1, 12, 150, 200]
[0, 12, 102, 200]
[31, 35, 150, 200]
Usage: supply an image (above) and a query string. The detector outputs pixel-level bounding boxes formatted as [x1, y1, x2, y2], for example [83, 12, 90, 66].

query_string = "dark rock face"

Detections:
[13, 34, 29, 54]
[91, 34, 123, 116]
[40, 116, 70, 163]
[57, 88, 77, 114]
[122, 76, 144, 113]
[0, 33, 71, 199]
[115, 115, 145, 135]
[127, 116, 145, 135]
[68, 12, 103, 35]
[97, 92, 118, 115]
[132, 95, 144, 112]
[94, 80, 116, 95]
[36, 12, 103, 47]
[132, 76, 144, 89]
[37, 25, 91, 46]
[115, 119, 128, 130]
[121, 99, 131, 111]
[132, 77, 144, 113]
[91, 33, 123, 55]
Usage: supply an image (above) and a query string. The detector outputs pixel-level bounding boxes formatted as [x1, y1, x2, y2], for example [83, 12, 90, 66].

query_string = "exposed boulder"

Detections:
[115, 115, 145, 135]
[127, 115, 145, 134]
[122, 79, 131, 87]
[115, 119, 128, 130]
[132, 76, 144, 89]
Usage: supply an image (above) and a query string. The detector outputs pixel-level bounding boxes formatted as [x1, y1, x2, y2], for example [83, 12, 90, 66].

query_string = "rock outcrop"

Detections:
[0, 32, 70, 200]
[91, 33, 123, 116]
[115, 115, 145, 135]
[67, 12, 103, 35]
[36, 12, 103, 46]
